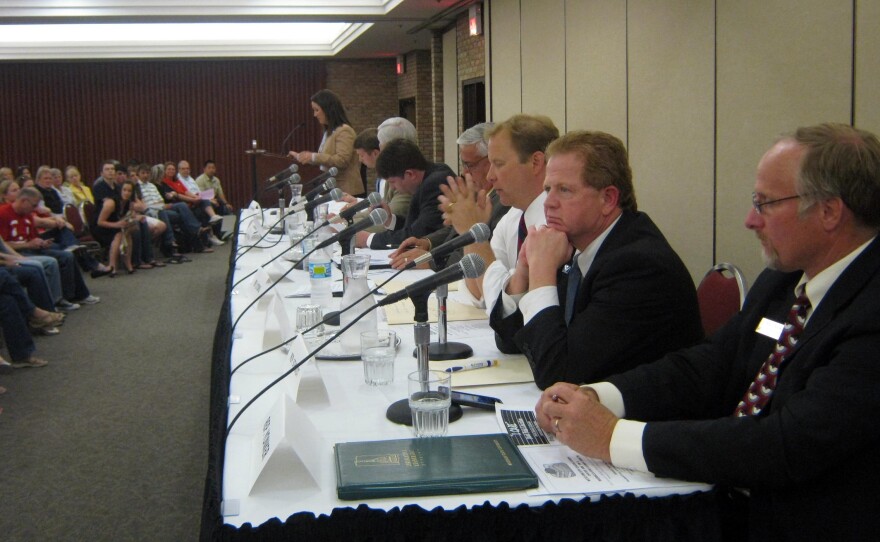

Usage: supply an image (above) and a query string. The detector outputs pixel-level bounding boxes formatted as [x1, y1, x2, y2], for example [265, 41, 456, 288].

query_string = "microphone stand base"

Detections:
[385, 399, 463, 426]
[412, 342, 473, 361]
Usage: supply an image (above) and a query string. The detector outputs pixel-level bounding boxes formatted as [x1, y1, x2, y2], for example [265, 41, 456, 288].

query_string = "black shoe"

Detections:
[91, 267, 113, 279]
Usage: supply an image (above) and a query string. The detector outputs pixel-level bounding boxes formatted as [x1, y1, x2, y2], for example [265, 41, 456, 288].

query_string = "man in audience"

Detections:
[389, 122, 510, 282]
[0, 268, 51, 368]
[176, 160, 200, 194]
[0, 187, 99, 309]
[195, 159, 232, 217]
[353, 139, 453, 249]
[472, 114, 558, 313]
[492, 130, 702, 388]
[536, 123, 880, 540]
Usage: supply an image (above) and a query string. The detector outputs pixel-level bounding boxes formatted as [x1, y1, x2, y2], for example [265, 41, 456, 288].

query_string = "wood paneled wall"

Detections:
[0, 59, 325, 208]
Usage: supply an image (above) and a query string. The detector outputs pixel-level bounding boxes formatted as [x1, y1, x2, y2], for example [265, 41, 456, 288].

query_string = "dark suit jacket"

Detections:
[369, 163, 453, 249]
[424, 190, 510, 269]
[490, 210, 702, 389]
[609, 236, 880, 541]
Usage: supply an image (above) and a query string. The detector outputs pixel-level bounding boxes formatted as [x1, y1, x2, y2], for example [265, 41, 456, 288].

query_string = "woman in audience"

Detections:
[158, 162, 215, 253]
[289, 89, 364, 197]
[0, 179, 20, 204]
[94, 179, 136, 275]
[64, 166, 94, 206]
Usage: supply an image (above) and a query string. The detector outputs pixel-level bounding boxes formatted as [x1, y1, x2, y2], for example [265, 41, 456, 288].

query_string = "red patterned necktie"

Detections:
[517, 213, 527, 255]
[734, 291, 811, 417]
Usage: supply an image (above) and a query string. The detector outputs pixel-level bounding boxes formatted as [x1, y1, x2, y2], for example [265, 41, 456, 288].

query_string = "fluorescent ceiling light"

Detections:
[0, 22, 372, 59]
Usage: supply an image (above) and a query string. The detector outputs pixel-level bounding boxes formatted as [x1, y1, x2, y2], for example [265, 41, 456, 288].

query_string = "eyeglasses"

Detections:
[461, 156, 487, 171]
[751, 192, 801, 215]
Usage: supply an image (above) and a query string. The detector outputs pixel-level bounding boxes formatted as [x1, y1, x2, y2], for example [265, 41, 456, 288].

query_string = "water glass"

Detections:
[408, 370, 451, 437]
[360, 330, 396, 386]
[289, 183, 303, 203]
[295, 304, 324, 344]
[313, 202, 329, 223]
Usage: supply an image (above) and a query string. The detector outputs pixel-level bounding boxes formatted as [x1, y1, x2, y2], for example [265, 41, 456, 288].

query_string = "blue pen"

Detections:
[445, 360, 498, 373]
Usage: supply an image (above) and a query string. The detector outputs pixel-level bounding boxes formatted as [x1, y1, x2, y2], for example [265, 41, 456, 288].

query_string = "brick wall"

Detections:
[326, 59, 398, 135]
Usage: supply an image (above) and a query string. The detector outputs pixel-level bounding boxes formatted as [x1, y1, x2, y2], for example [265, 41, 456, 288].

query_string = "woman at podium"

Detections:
[289, 89, 365, 197]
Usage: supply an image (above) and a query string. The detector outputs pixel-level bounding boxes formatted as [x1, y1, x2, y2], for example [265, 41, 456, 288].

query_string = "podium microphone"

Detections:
[264, 164, 298, 184]
[407, 223, 491, 269]
[279, 122, 306, 153]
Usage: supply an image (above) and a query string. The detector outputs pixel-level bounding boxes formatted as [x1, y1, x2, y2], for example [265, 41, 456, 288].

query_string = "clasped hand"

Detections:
[536, 383, 618, 463]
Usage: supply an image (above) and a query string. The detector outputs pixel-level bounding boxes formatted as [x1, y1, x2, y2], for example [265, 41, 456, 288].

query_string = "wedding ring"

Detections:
[448, 202, 456, 210]
[554, 418, 560, 432]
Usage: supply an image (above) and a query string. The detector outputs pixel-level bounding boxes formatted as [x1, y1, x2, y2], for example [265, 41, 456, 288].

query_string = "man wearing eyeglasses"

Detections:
[536, 123, 880, 540]
[491, 129, 702, 389]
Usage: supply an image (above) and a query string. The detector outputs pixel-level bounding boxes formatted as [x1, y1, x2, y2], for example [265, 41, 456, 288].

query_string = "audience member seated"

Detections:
[0, 268, 53, 368]
[195, 159, 232, 219]
[160, 162, 223, 248]
[0, 187, 100, 310]
[64, 166, 94, 206]
[136, 164, 187, 260]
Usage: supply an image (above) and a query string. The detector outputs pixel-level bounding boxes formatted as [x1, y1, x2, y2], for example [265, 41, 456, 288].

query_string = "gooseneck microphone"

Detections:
[289, 188, 344, 214]
[407, 223, 491, 269]
[336, 192, 382, 222]
[303, 167, 338, 192]
[265, 173, 301, 192]
[316, 208, 388, 250]
[264, 164, 299, 184]
[379, 254, 486, 306]
[304, 176, 337, 201]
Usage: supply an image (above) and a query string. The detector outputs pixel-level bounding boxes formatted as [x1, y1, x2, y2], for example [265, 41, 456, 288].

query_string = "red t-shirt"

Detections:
[0, 203, 37, 242]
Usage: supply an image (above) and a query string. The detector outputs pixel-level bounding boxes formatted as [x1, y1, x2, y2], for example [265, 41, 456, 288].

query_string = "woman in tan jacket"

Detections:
[289, 89, 365, 197]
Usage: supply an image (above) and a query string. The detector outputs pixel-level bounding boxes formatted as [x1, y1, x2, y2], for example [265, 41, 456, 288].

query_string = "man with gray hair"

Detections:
[536, 123, 880, 539]
[377, 117, 417, 148]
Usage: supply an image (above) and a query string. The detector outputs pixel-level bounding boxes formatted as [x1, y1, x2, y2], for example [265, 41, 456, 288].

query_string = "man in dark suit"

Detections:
[536, 123, 880, 540]
[490, 130, 702, 389]
[354, 139, 453, 249]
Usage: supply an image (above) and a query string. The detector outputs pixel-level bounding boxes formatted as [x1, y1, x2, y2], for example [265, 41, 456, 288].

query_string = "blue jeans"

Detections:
[9, 261, 55, 311]
[21, 248, 90, 301]
[0, 269, 36, 361]
[19, 256, 63, 304]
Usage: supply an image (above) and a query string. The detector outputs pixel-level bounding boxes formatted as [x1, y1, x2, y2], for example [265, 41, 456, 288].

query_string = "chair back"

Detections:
[81, 200, 98, 229]
[64, 204, 86, 235]
[697, 263, 748, 337]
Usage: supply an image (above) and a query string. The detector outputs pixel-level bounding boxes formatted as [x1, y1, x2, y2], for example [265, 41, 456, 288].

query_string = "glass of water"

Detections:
[408, 370, 451, 437]
[295, 304, 324, 345]
[361, 330, 396, 386]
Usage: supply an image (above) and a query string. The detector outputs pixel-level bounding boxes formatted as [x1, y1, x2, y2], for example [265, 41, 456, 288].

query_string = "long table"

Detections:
[199, 214, 729, 541]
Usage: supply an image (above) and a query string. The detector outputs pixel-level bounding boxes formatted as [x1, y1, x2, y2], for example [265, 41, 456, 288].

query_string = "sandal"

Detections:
[148, 260, 166, 268]
[136, 263, 154, 270]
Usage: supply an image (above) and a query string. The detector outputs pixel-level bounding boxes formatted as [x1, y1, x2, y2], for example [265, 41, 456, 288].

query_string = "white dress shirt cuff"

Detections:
[519, 286, 559, 325]
[586, 382, 626, 417]
[497, 273, 523, 317]
[609, 420, 650, 473]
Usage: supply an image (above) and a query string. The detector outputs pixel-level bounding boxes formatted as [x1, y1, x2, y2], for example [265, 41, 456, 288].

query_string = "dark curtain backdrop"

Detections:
[0, 59, 326, 208]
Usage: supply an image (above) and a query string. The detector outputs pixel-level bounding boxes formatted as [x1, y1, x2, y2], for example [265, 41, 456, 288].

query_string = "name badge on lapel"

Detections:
[755, 318, 785, 341]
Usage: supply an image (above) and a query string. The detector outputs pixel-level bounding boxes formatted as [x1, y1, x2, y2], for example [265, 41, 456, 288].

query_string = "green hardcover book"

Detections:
[334, 433, 538, 500]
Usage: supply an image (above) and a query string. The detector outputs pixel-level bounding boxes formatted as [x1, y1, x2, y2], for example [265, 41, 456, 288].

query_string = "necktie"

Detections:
[733, 291, 811, 417]
[564, 255, 581, 325]
[517, 213, 527, 255]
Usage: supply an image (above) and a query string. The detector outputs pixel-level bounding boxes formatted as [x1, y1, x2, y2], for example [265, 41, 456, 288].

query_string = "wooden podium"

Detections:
[246, 150, 322, 208]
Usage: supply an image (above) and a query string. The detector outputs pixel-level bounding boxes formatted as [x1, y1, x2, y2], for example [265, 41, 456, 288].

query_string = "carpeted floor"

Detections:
[0, 243, 230, 541]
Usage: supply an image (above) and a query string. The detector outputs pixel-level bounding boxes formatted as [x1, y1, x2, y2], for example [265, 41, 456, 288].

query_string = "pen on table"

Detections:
[444, 359, 498, 373]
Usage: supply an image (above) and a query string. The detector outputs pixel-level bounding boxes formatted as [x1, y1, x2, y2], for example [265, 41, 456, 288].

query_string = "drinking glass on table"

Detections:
[408, 370, 451, 437]
[360, 330, 396, 386]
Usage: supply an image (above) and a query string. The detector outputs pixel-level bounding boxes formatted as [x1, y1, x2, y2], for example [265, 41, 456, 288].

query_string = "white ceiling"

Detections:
[0, 0, 472, 60]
